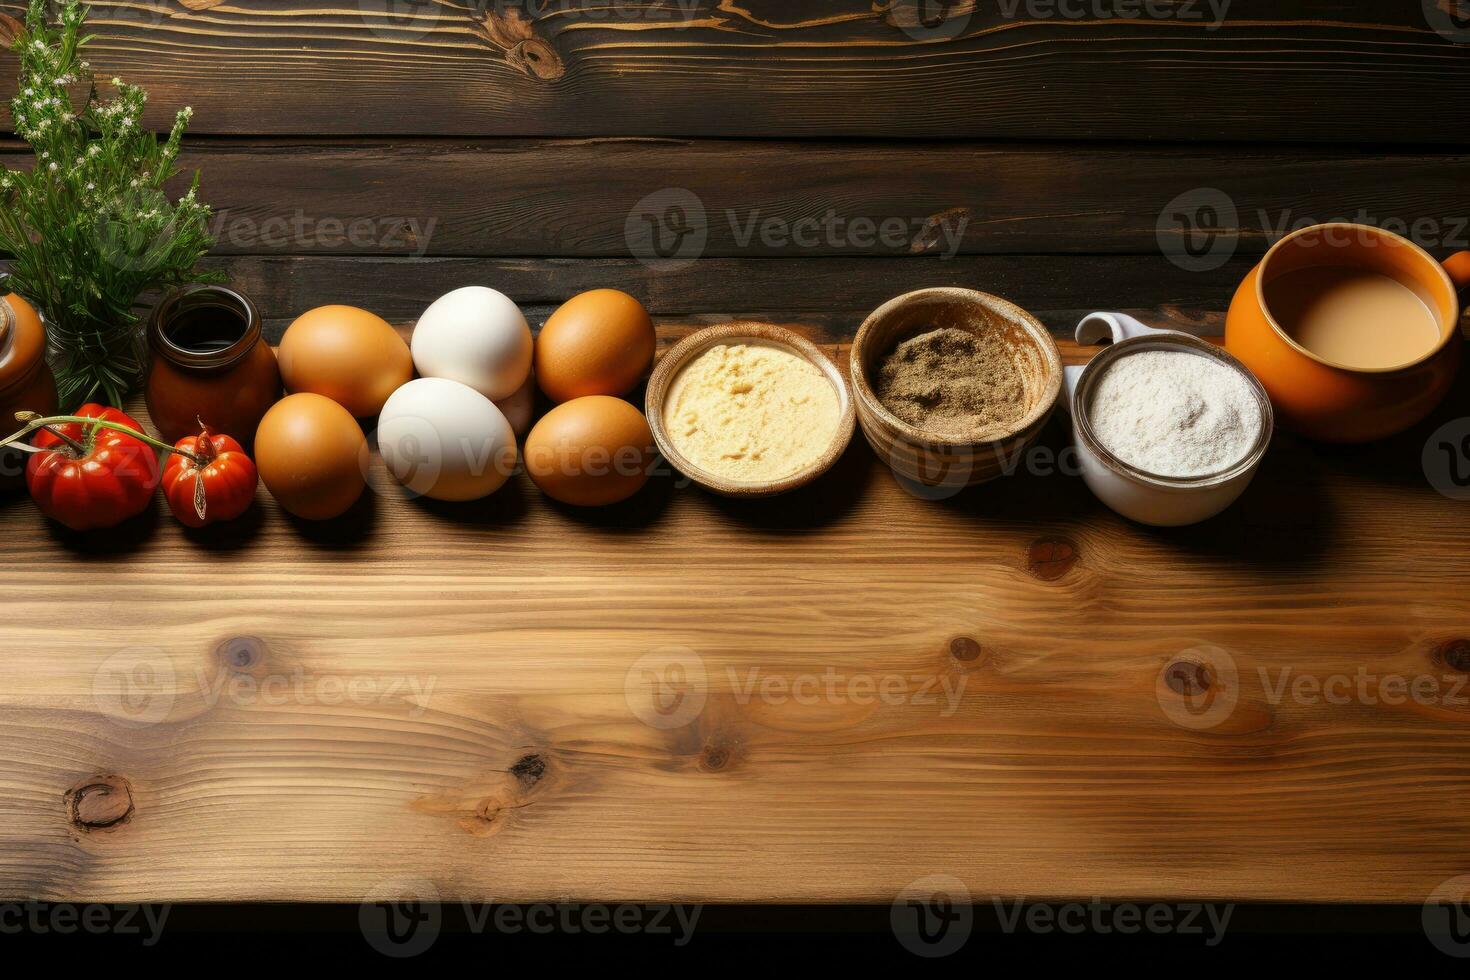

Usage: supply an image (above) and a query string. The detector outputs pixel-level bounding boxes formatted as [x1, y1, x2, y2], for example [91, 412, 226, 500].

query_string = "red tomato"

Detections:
[26, 404, 161, 531]
[161, 428, 258, 528]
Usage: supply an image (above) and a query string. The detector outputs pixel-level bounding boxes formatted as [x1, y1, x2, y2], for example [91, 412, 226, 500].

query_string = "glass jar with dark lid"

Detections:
[0, 290, 59, 486]
[145, 284, 281, 447]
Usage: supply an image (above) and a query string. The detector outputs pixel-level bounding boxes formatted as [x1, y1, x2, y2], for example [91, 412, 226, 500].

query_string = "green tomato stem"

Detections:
[1, 412, 206, 465]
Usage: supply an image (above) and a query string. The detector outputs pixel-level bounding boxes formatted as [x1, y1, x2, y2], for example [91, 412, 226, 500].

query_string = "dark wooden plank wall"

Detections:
[3, 1, 1469, 140]
[2, 1, 1468, 335]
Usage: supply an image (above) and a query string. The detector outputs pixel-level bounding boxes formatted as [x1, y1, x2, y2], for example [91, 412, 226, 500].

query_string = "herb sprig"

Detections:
[0, 0, 217, 408]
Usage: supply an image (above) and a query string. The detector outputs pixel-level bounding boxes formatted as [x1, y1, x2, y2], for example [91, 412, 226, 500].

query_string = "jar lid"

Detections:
[0, 293, 48, 394]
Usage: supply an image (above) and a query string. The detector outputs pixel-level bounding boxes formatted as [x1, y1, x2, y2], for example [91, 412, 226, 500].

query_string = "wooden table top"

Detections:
[1, 0, 1468, 917]
[3, 322, 1468, 905]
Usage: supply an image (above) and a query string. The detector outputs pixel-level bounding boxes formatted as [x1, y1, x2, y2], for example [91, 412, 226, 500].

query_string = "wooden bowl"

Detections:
[645, 323, 856, 497]
[850, 288, 1063, 488]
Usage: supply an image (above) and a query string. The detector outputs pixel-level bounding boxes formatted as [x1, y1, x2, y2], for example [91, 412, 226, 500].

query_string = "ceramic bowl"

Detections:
[1067, 313, 1274, 527]
[849, 287, 1063, 489]
[645, 323, 856, 497]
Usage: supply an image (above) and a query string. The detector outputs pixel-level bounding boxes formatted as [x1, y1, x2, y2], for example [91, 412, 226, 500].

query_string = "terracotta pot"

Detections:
[1225, 223, 1470, 442]
[0, 293, 59, 487]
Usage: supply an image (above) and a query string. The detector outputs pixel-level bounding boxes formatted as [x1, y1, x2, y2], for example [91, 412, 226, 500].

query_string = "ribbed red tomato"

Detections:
[25, 404, 161, 530]
[161, 428, 258, 528]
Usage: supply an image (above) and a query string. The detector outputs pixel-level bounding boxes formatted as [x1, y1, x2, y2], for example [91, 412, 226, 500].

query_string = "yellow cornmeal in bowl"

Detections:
[665, 343, 841, 483]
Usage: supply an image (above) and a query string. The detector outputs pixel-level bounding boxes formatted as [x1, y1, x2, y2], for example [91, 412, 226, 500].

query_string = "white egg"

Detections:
[377, 378, 517, 502]
[495, 370, 536, 438]
[411, 286, 533, 400]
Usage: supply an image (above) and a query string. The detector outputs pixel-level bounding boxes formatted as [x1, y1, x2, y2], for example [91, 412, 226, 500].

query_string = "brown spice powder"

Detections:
[875, 326, 1028, 438]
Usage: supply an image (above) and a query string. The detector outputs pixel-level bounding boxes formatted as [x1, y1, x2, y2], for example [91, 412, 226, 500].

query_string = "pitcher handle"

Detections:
[1075, 311, 1188, 346]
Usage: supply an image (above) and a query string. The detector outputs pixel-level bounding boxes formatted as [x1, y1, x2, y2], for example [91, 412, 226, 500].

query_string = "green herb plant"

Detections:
[0, 0, 216, 408]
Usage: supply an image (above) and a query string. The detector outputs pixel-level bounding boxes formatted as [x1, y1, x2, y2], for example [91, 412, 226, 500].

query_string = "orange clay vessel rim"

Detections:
[1254, 222, 1460, 376]
[851, 287, 1063, 449]
[1072, 334, 1275, 491]
[645, 323, 857, 495]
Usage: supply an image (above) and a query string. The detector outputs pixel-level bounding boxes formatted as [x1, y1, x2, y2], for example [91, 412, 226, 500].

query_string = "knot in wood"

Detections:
[215, 635, 266, 672]
[949, 636, 983, 662]
[1437, 638, 1470, 674]
[510, 753, 548, 788]
[1163, 659, 1213, 697]
[67, 775, 134, 831]
[1027, 537, 1078, 581]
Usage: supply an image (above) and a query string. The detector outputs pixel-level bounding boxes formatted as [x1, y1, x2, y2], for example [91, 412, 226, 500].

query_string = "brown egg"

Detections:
[535, 289, 655, 403]
[255, 393, 368, 520]
[278, 305, 412, 417]
[524, 396, 655, 507]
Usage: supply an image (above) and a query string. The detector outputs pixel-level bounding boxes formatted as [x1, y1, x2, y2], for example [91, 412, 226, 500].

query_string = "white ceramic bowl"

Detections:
[1064, 313, 1274, 527]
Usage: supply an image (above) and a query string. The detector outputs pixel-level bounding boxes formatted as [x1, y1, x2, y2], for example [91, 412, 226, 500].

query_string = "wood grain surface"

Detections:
[2, 1, 1468, 141]
[2, 0, 1468, 911]
[2, 309, 1469, 904]
[9, 139, 1469, 258]
[203, 253, 1256, 332]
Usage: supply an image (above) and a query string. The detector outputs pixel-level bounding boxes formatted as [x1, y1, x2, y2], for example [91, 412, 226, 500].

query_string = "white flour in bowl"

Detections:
[1087, 350, 1262, 478]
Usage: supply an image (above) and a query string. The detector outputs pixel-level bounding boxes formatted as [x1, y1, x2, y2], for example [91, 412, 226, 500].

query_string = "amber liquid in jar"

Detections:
[145, 285, 281, 447]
